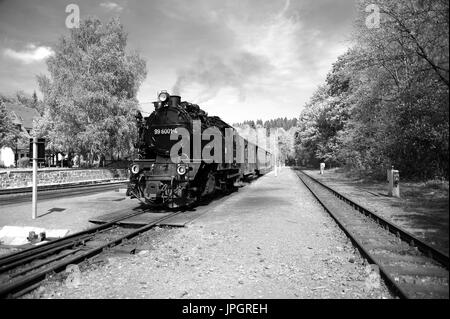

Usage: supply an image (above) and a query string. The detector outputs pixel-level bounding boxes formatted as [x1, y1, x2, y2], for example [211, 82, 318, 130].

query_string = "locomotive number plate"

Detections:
[154, 128, 178, 135]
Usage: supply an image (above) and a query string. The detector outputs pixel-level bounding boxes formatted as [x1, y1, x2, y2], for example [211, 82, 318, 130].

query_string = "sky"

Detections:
[0, 0, 358, 124]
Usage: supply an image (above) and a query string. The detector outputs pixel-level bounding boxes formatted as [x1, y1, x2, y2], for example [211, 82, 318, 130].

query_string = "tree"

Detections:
[0, 94, 15, 104]
[35, 17, 147, 165]
[295, 0, 449, 179]
[0, 103, 20, 148]
[15, 90, 34, 106]
[350, 0, 449, 178]
[31, 91, 38, 108]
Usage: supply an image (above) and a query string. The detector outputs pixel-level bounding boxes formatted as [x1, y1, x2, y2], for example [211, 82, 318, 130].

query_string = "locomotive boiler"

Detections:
[127, 91, 273, 208]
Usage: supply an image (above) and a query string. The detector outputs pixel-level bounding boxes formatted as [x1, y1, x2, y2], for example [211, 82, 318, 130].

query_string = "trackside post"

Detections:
[32, 137, 37, 219]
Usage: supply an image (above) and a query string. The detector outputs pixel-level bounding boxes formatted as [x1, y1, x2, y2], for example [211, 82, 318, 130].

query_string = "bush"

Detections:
[17, 157, 31, 168]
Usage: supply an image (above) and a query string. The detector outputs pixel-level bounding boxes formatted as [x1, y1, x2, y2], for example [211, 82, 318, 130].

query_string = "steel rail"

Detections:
[0, 208, 149, 266]
[0, 180, 127, 196]
[296, 170, 449, 299]
[10, 249, 82, 278]
[299, 170, 449, 269]
[296, 172, 410, 298]
[0, 183, 127, 206]
[0, 211, 182, 298]
[0, 242, 87, 273]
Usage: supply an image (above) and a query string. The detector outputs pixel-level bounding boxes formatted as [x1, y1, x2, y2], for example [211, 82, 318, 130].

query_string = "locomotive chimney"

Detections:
[169, 95, 181, 108]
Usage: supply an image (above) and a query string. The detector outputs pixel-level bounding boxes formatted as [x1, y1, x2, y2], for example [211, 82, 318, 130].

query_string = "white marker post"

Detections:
[274, 138, 279, 176]
[32, 137, 38, 219]
[388, 166, 400, 198]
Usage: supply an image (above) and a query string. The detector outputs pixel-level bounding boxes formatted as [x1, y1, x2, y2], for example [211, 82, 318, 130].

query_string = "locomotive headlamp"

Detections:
[131, 164, 140, 174]
[177, 164, 187, 175]
[158, 91, 169, 102]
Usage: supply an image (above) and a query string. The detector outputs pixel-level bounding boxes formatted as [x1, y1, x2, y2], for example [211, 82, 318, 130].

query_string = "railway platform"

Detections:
[0, 186, 135, 239]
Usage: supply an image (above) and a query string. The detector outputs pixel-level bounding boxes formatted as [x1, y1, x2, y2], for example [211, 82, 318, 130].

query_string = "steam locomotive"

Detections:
[127, 91, 273, 208]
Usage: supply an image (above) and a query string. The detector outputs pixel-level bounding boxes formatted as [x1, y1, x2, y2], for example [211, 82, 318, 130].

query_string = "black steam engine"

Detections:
[127, 91, 273, 208]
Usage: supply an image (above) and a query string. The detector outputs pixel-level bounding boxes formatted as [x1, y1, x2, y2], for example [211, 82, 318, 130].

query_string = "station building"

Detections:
[0, 103, 40, 167]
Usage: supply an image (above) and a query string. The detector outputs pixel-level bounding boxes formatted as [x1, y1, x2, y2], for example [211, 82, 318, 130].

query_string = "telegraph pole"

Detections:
[32, 137, 38, 219]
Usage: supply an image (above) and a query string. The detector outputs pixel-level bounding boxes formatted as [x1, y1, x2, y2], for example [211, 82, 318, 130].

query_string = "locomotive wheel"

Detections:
[201, 173, 216, 197]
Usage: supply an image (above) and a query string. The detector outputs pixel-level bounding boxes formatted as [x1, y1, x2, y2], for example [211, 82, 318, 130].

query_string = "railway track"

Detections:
[296, 169, 449, 299]
[0, 182, 127, 206]
[0, 208, 181, 298]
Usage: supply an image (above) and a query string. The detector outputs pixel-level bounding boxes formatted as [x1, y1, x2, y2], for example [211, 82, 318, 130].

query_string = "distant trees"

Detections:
[264, 118, 298, 131]
[234, 120, 257, 129]
[35, 17, 147, 165]
[233, 117, 298, 131]
[234, 117, 298, 166]
[277, 127, 296, 165]
[295, 0, 449, 179]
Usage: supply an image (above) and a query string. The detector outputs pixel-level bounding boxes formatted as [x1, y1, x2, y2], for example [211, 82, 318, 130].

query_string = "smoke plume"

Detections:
[172, 51, 272, 102]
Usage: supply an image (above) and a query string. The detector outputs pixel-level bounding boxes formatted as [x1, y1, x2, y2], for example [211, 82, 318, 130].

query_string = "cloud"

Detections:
[133, 0, 356, 123]
[100, 2, 124, 12]
[226, 0, 305, 82]
[172, 52, 272, 102]
[3, 44, 54, 64]
[171, 0, 301, 102]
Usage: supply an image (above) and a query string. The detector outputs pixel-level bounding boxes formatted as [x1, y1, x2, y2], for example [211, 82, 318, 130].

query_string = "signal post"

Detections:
[30, 138, 45, 219]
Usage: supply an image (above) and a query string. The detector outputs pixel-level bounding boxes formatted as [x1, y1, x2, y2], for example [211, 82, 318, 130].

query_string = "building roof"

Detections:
[3, 103, 40, 130]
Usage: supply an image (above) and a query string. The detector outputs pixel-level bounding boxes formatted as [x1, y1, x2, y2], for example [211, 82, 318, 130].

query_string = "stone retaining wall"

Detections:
[0, 168, 128, 189]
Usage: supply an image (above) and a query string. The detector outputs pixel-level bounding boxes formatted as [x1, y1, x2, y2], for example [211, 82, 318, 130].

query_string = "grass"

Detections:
[312, 167, 449, 201]
[401, 180, 449, 200]
[424, 179, 449, 191]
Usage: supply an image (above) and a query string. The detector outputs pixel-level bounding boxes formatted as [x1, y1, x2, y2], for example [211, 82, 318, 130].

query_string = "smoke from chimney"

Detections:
[172, 52, 272, 102]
